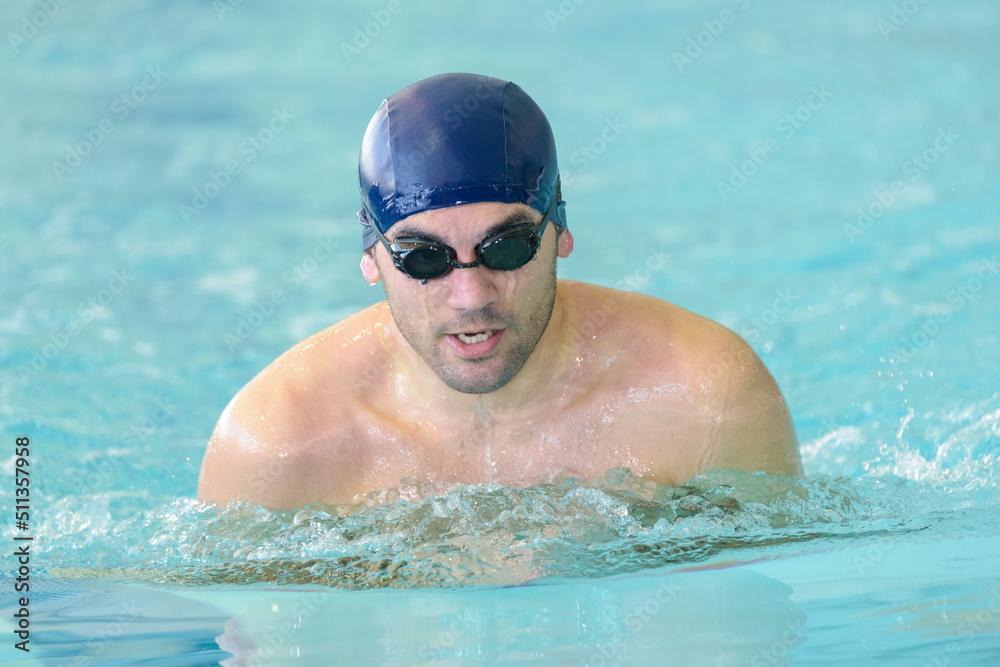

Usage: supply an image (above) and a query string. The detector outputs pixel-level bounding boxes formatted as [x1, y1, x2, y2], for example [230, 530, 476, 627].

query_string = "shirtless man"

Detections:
[197, 73, 801, 510]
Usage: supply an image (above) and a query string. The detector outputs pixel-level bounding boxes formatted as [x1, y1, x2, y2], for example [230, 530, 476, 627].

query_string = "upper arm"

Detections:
[196, 376, 354, 510]
[611, 295, 801, 484]
[196, 398, 311, 510]
[196, 316, 383, 510]
[701, 333, 802, 477]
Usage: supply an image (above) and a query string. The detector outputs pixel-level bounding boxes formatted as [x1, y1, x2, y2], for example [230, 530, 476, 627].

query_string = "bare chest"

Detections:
[348, 395, 685, 496]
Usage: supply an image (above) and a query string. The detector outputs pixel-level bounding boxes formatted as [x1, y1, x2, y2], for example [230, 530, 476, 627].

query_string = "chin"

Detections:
[437, 359, 518, 395]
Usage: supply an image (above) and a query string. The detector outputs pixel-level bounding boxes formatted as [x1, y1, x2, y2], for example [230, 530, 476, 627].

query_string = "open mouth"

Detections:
[447, 329, 505, 358]
[456, 330, 495, 344]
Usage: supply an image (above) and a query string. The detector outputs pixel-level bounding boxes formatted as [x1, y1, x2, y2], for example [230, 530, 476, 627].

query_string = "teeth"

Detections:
[457, 330, 494, 344]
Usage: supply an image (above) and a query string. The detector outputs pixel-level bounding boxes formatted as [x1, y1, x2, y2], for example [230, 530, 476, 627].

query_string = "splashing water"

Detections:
[36, 466, 953, 591]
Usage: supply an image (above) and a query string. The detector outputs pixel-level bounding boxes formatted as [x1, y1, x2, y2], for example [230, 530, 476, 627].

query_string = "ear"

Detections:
[556, 228, 574, 259]
[360, 250, 381, 285]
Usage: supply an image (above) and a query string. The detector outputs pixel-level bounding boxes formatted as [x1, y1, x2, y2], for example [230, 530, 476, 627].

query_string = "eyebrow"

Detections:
[390, 209, 538, 244]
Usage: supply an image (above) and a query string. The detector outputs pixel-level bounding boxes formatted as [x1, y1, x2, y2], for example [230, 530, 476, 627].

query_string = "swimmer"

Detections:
[197, 73, 802, 510]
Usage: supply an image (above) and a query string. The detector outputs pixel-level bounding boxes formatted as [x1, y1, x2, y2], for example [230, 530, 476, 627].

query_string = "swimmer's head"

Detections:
[357, 73, 567, 250]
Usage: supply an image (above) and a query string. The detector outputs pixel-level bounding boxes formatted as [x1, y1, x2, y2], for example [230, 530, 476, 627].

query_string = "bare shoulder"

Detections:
[559, 280, 738, 368]
[560, 280, 802, 480]
[197, 304, 390, 509]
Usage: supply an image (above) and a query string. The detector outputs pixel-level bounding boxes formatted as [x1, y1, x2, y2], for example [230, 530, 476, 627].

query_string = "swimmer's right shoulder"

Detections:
[197, 303, 391, 509]
[228, 302, 385, 417]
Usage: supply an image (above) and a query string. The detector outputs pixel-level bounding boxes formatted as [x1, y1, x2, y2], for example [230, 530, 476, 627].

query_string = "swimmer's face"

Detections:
[362, 202, 573, 394]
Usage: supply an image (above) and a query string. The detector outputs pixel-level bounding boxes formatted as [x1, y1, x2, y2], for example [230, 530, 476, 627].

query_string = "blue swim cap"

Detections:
[358, 73, 566, 250]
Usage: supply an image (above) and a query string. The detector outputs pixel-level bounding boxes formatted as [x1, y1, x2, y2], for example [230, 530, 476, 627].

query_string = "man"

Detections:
[197, 73, 801, 510]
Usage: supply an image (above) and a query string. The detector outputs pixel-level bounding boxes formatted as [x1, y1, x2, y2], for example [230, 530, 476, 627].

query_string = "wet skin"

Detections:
[197, 202, 802, 510]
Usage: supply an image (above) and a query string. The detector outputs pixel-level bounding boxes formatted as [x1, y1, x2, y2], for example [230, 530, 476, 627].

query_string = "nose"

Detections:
[442, 262, 499, 312]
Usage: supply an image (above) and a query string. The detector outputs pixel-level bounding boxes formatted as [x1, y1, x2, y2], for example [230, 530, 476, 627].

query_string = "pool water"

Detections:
[2, 0, 999, 664]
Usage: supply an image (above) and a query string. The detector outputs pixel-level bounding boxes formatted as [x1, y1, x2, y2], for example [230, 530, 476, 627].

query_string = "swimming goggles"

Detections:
[366, 199, 557, 283]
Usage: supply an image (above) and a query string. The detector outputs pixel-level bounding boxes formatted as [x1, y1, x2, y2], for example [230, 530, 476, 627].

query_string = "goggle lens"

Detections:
[370, 201, 557, 282]
[400, 245, 452, 280]
[480, 232, 535, 270]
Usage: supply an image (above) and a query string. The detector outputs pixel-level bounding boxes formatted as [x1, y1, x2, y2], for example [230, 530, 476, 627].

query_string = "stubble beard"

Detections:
[381, 258, 558, 395]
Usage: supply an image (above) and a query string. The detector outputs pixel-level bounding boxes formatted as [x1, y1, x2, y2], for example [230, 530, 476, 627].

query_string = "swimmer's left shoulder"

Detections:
[559, 280, 739, 361]
[562, 282, 802, 477]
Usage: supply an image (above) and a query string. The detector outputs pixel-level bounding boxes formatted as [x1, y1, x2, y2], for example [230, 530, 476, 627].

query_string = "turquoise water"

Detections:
[2, 0, 999, 664]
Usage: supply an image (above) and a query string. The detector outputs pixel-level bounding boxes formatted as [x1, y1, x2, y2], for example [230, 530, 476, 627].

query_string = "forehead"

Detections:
[389, 202, 538, 242]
